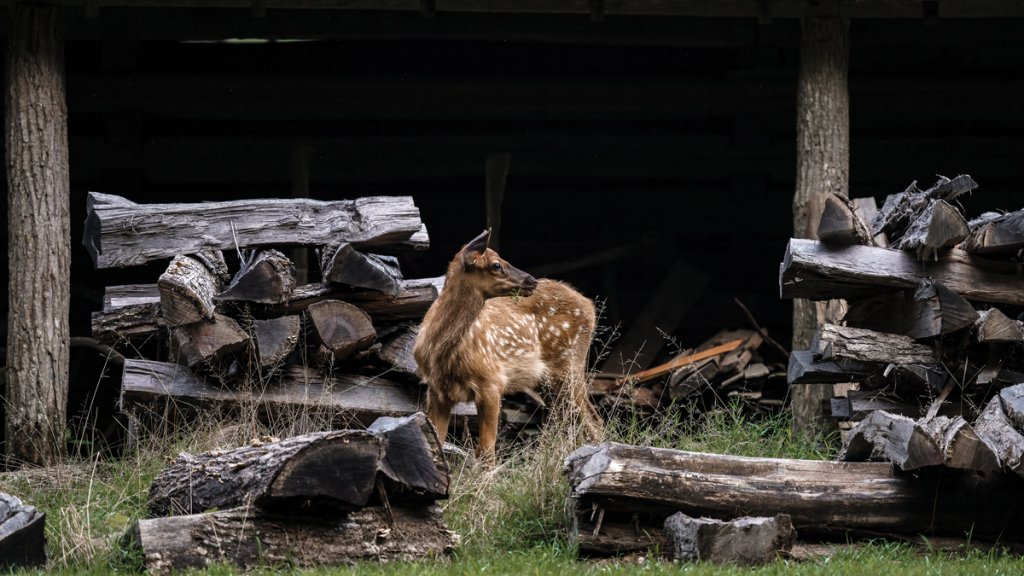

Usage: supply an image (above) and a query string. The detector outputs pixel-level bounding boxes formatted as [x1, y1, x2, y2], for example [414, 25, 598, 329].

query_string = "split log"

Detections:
[964, 210, 1024, 256]
[375, 324, 419, 379]
[999, 383, 1024, 431]
[307, 300, 376, 362]
[663, 512, 795, 565]
[158, 254, 225, 326]
[104, 283, 160, 309]
[873, 176, 977, 243]
[216, 249, 296, 304]
[84, 192, 424, 269]
[0, 493, 46, 571]
[565, 442, 1024, 555]
[829, 393, 922, 420]
[975, 308, 1024, 343]
[169, 313, 249, 369]
[273, 276, 444, 321]
[921, 416, 1000, 472]
[843, 279, 977, 340]
[973, 394, 1024, 478]
[252, 315, 301, 368]
[839, 411, 944, 471]
[93, 302, 164, 344]
[780, 239, 1024, 306]
[812, 324, 936, 365]
[851, 196, 888, 247]
[893, 200, 969, 260]
[787, 350, 879, 385]
[130, 504, 457, 574]
[817, 193, 872, 246]
[149, 413, 446, 516]
[321, 242, 403, 296]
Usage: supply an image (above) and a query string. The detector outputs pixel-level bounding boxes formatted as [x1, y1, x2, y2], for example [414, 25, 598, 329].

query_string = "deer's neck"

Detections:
[422, 263, 487, 362]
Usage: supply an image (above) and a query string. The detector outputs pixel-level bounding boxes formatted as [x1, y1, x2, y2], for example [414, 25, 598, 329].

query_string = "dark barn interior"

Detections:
[3, 5, 1024, 431]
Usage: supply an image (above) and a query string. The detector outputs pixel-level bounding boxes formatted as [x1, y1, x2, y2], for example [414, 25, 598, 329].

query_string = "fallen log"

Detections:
[129, 504, 457, 574]
[321, 242, 403, 296]
[564, 442, 1024, 555]
[148, 413, 447, 516]
[780, 239, 1024, 306]
[0, 493, 46, 571]
[839, 411, 944, 471]
[216, 249, 296, 304]
[663, 512, 795, 565]
[84, 192, 424, 269]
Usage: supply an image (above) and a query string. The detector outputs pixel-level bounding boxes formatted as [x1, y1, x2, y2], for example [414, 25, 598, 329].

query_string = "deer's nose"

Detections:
[524, 275, 538, 289]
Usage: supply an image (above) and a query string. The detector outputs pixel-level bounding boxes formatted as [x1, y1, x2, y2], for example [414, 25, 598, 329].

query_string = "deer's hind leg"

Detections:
[426, 388, 455, 444]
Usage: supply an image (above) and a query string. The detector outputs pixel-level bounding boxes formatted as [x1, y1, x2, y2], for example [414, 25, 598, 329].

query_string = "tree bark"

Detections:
[791, 16, 850, 434]
[4, 4, 70, 466]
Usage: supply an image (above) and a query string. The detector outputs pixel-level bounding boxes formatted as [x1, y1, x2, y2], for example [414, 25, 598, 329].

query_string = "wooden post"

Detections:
[4, 4, 71, 465]
[485, 153, 510, 251]
[791, 16, 849, 434]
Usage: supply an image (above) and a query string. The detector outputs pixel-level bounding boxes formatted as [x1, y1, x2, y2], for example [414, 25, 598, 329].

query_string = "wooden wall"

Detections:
[5, 10, 1024, 365]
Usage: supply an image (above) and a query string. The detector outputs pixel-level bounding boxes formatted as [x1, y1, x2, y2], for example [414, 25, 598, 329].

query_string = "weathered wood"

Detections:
[321, 242, 403, 296]
[169, 313, 250, 369]
[839, 411, 944, 471]
[619, 339, 742, 387]
[973, 394, 1024, 478]
[851, 196, 888, 247]
[120, 359, 422, 427]
[158, 254, 223, 326]
[275, 277, 444, 321]
[84, 192, 424, 268]
[103, 283, 160, 309]
[663, 512, 795, 565]
[817, 193, 871, 246]
[780, 239, 1024, 306]
[92, 302, 164, 344]
[375, 324, 419, 378]
[130, 504, 457, 574]
[964, 210, 1024, 255]
[843, 279, 977, 340]
[974, 308, 1024, 343]
[893, 200, 969, 260]
[565, 442, 1024, 555]
[0, 493, 46, 571]
[252, 315, 301, 368]
[307, 300, 377, 362]
[216, 249, 296, 304]
[149, 413, 446, 517]
[812, 324, 936, 365]
[873, 176, 977, 243]
[787, 350, 878, 385]
[921, 416, 1000, 472]
[999, 383, 1024, 432]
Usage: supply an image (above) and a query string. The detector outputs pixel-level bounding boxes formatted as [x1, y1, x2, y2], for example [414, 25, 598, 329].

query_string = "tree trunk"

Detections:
[791, 16, 849, 434]
[4, 4, 70, 466]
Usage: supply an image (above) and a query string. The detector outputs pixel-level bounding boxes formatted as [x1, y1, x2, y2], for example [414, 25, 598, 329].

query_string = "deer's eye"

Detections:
[491, 262, 503, 272]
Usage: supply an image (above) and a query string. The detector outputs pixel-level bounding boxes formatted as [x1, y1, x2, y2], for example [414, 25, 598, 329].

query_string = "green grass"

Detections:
[3, 403, 1024, 575]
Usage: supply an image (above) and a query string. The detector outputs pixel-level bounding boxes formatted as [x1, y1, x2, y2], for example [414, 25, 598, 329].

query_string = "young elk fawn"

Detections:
[413, 229, 603, 458]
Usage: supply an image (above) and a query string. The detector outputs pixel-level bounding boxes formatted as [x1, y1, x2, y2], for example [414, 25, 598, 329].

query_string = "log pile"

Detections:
[779, 175, 1024, 438]
[128, 413, 459, 573]
[86, 193, 542, 438]
[0, 493, 46, 571]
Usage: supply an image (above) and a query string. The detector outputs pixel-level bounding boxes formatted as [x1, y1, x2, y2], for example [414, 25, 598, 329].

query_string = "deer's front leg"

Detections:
[475, 389, 502, 461]
[426, 388, 455, 444]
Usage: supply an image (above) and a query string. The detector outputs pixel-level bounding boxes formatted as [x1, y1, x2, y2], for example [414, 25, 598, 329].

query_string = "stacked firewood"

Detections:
[129, 413, 458, 573]
[85, 192, 541, 438]
[780, 175, 1024, 460]
[590, 328, 787, 416]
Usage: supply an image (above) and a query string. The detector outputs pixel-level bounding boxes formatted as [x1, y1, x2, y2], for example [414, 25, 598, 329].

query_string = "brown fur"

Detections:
[413, 230, 603, 458]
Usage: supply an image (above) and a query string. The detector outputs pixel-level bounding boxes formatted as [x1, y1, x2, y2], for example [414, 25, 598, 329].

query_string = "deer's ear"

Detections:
[462, 228, 491, 267]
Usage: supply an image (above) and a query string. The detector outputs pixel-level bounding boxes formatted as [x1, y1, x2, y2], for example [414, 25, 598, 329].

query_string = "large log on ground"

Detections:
[148, 413, 446, 516]
[321, 242, 403, 296]
[84, 192, 424, 269]
[130, 504, 457, 574]
[780, 239, 1024, 306]
[158, 253, 226, 326]
[564, 442, 1024, 555]
[0, 493, 46, 570]
[216, 249, 296, 304]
